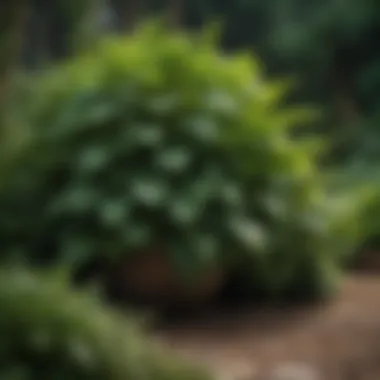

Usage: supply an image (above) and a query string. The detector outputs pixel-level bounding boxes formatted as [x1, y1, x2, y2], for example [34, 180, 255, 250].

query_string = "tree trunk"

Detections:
[0, 2, 28, 107]
[168, 0, 182, 29]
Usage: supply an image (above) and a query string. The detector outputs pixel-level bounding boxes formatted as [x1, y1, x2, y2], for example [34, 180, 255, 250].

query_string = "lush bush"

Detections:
[0, 23, 310, 268]
[0, 265, 213, 380]
[0, 22, 367, 298]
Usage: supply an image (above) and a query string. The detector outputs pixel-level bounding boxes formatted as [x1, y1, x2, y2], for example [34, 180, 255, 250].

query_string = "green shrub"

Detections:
[329, 163, 380, 252]
[0, 23, 311, 268]
[0, 265, 213, 380]
[229, 172, 371, 299]
[0, 22, 365, 298]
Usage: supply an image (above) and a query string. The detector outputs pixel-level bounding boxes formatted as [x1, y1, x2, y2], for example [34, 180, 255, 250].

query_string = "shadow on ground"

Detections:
[154, 273, 380, 380]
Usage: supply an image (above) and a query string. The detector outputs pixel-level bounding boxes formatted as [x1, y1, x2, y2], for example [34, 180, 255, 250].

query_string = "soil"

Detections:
[155, 272, 380, 380]
[109, 250, 225, 306]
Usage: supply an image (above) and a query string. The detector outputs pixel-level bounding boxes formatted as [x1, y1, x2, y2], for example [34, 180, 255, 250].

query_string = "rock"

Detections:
[268, 362, 320, 380]
[214, 360, 257, 380]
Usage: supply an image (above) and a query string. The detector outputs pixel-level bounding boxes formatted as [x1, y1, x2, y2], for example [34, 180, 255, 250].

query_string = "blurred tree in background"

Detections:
[23, 0, 113, 66]
[173, 0, 380, 163]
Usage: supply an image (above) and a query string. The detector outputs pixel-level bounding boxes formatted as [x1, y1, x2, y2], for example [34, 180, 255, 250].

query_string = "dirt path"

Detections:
[156, 274, 380, 380]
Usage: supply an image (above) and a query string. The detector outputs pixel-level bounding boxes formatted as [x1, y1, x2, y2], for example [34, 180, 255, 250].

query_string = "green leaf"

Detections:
[156, 146, 192, 173]
[58, 236, 95, 268]
[203, 90, 238, 116]
[125, 224, 151, 249]
[169, 196, 200, 227]
[147, 94, 178, 115]
[193, 233, 219, 264]
[130, 178, 168, 207]
[77, 145, 110, 173]
[50, 186, 97, 215]
[183, 115, 220, 143]
[98, 198, 129, 227]
[128, 123, 164, 147]
[221, 182, 243, 207]
[229, 217, 268, 252]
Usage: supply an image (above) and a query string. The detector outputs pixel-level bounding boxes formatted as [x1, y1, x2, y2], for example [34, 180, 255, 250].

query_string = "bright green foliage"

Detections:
[0, 265, 214, 380]
[0, 22, 364, 296]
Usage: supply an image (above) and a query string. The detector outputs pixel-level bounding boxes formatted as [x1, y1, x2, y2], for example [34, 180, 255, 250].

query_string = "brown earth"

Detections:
[155, 272, 380, 380]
